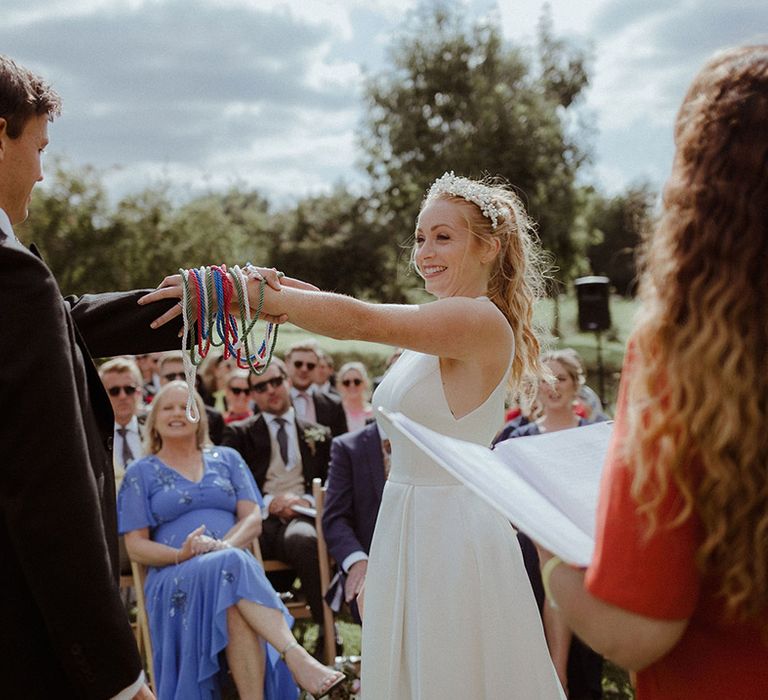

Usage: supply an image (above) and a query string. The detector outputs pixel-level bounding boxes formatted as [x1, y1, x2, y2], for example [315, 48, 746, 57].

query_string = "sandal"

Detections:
[280, 640, 346, 698]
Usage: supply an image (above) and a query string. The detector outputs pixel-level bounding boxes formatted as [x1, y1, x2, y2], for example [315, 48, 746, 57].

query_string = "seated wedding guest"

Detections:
[222, 359, 334, 650]
[158, 351, 225, 444]
[509, 350, 608, 439]
[100, 356, 145, 577]
[99, 357, 145, 478]
[323, 422, 389, 624]
[559, 348, 610, 423]
[337, 361, 375, 432]
[136, 352, 162, 405]
[224, 369, 255, 424]
[119, 381, 343, 700]
[506, 350, 605, 700]
[285, 341, 347, 436]
[200, 353, 236, 412]
[534, 45, 768, 699]
[314, 348, 338, 396]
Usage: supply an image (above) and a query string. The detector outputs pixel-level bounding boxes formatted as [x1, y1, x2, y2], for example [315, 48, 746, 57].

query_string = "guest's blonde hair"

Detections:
[143, 381, 211, 455]
[626, 45, 768, 626]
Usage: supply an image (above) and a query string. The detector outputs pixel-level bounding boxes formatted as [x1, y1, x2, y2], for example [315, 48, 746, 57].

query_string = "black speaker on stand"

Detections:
[574, 276, 611, 404]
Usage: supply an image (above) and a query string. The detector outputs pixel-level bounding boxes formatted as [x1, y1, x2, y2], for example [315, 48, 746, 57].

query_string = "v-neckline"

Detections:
[155, 452, 207, 484]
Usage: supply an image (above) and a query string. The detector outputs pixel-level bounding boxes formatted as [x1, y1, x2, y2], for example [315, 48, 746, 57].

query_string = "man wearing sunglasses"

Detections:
[284, 342, 347, 437]
[99, 358, 144, 475]
[99, 357, 145, 581]
[222, 358, 334, 653]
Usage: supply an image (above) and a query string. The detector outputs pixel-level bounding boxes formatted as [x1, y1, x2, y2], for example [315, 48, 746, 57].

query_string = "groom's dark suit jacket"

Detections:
[0, 235, 180, 698]
[221, 413, 332, 493]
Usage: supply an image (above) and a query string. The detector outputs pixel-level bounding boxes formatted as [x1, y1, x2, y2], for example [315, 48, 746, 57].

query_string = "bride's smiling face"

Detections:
[414, 199, 492, 299]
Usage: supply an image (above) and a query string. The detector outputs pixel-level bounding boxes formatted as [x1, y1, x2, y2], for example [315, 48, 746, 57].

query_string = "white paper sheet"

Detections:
[377, 408, 612, 566]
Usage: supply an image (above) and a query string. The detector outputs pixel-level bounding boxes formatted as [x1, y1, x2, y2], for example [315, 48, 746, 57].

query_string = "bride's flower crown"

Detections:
[426, 171, 505, 229]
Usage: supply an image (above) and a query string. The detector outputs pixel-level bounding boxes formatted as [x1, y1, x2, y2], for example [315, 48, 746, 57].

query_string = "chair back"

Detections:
[130, 560, 155, 692]
[313, 477, 338, 664]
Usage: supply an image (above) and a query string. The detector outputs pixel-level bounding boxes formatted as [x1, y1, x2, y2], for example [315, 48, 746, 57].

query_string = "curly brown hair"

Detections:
[627, 45, 768, 626]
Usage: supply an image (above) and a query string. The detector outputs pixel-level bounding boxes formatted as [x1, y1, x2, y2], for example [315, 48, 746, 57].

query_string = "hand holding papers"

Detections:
[377, 408, 612, 567]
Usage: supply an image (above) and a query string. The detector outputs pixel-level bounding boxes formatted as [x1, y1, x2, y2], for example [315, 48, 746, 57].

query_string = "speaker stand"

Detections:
[594, 330, 605, 406]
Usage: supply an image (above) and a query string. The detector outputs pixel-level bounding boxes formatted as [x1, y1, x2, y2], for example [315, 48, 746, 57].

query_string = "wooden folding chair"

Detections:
[119, 573, 140, 647]
[130, 561, 155, 693]
[250, 539, 315, 627]
[312, 477, 339, 664]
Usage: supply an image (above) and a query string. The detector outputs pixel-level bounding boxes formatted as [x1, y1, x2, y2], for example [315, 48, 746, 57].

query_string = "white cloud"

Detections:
[6, 0, 767, 205]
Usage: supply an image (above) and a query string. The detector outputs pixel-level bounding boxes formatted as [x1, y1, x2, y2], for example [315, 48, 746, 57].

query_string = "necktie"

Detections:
[117, 426, 135, 466]
[274, 418, 289, 465]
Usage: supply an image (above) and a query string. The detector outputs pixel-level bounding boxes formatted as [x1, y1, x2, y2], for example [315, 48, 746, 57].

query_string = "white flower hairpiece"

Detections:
[427, 171, 505, 229]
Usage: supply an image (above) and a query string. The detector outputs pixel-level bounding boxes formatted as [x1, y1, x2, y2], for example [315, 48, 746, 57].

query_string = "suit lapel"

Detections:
[251, 415, 272, 484]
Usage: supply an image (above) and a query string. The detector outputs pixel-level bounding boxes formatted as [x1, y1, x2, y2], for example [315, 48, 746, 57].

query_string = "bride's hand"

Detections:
[138, 269, 288, 329]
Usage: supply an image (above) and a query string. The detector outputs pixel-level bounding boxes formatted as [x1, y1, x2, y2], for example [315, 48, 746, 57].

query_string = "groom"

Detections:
[0, 54, 180, 698]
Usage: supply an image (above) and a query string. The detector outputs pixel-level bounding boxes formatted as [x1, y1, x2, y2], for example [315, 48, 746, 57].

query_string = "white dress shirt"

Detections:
[0, 208, 17, 242]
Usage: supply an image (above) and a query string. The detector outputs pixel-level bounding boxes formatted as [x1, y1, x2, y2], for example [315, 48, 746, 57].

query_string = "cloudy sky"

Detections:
[4, 0, 767, 206]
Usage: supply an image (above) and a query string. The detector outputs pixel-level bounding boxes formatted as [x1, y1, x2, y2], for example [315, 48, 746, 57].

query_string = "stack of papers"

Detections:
[378, 409, 612, 566]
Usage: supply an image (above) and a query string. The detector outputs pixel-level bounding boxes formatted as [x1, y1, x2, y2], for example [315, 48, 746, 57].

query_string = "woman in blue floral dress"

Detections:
[118, 381, 344, 700]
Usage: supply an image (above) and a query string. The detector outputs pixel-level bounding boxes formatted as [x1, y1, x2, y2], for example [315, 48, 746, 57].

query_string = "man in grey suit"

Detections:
[0, 54, 178, 699]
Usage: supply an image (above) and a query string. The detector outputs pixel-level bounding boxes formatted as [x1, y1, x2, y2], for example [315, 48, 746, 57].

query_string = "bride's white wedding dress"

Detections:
[361, 347, 564, 699]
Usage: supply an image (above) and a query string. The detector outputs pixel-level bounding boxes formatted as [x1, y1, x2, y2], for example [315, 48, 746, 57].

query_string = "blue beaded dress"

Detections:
[118, 446, 298, 700]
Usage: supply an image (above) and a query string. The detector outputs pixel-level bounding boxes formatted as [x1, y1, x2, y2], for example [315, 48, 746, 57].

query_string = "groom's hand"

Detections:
[138, 269, 287, 329]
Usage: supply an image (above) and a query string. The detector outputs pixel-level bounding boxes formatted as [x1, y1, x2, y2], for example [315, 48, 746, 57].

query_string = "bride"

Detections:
[143, 172, 564, 698]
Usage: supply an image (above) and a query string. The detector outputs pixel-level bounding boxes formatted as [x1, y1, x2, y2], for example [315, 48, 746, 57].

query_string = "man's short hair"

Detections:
[158, 350, 184, 374]
[0, 55, 61, 138]
[99, 357, 142, 387]
[284, 340, 320, 362]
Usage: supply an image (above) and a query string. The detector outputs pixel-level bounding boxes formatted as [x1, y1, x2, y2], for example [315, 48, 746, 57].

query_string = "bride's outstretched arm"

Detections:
[249, 281, 512, 364]
[140, 267, 512, 365]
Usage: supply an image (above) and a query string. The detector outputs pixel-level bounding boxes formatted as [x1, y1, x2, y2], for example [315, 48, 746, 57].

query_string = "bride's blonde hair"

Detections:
[417, 175, 549, 397]
[626, 45, 768, 627]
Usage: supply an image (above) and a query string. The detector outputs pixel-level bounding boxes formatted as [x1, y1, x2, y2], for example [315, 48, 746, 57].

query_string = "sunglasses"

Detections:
[342, 378, 363, 387]
[163, 372, 186, 381]
[107, 385, 138, 397]
[292, 360, 316, 371]
[251, 376, 286, 394]
[228, 386, 250, 396]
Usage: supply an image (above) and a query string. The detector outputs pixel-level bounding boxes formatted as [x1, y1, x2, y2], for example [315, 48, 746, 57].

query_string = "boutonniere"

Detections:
[303, 425, 328, 456]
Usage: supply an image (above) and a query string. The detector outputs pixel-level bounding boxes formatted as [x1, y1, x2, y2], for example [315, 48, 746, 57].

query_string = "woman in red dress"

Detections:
[534, 44, 768, 699]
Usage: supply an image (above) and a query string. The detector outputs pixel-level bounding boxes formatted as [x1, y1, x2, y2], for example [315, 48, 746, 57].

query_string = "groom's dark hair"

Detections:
[0, 54, 61, 139]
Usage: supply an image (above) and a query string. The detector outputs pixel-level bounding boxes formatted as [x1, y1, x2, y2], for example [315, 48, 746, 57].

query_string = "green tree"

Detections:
[18, 158, 114, 294]
[358, 0, 593, 312]
[586, 183, 657, 296]
[270, 185, 411, 301]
